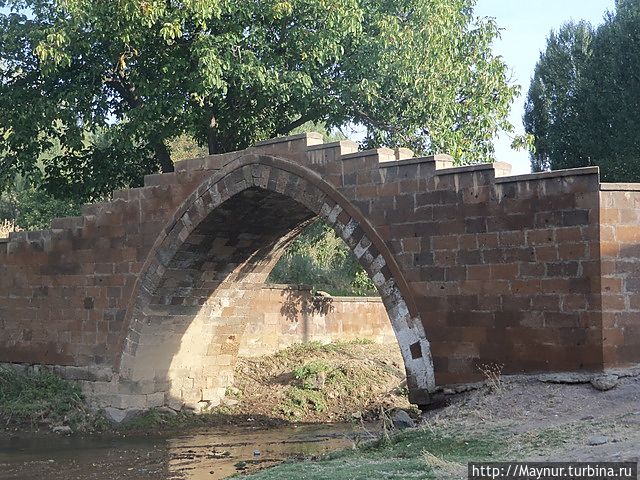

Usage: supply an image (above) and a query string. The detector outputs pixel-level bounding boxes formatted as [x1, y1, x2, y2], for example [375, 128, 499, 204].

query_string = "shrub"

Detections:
[268, 221, 376, 296]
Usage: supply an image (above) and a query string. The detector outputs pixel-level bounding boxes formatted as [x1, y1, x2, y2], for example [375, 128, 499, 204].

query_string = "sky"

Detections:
[474, 0, 616, 174]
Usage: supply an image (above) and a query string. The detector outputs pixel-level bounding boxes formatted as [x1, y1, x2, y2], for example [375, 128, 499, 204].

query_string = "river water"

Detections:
[0, 423, 375, 479]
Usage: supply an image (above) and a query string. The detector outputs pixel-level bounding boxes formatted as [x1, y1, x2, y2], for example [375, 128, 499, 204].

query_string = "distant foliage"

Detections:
[168, 134, 209, 162]
[524, 21, 595, 174]
[525, 2, 640, 182]
[0, 177, 80, 231]
[268, 221, 376, 296]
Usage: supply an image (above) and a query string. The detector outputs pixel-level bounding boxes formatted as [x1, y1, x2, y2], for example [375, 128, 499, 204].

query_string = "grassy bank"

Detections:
[241, 424, 507, 480]
[239, 417, 593, 480]
[0, 366, 107, 432]
[239, 372, 640, 480]
[0, 340, 409, 433]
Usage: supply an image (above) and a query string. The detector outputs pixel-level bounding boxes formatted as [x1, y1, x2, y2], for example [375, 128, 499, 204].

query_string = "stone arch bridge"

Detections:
[1, 133, 639, 414]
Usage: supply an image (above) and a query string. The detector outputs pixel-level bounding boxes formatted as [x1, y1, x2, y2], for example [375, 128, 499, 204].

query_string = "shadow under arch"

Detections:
[116, 153, 435, 410]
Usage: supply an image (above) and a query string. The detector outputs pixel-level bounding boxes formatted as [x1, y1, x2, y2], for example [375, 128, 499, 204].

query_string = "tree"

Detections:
[524, 21, 594, 173]
[579, 0, 640, 182]
[524, 1, 640, 182]
[1, 0, 518, 201]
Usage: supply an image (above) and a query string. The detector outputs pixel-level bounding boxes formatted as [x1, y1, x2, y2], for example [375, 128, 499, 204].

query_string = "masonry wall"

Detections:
[239, 285, 396, 357]
[1, 132, 639, 411]
[317, 151, 607, 384]
[600, 187, 640, 367]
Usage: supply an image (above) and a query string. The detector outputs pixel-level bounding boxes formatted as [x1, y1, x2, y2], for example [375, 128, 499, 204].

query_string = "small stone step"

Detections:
[51, 216, 85, 230]
[144, 172, 178, 187]
[81, 202, 109, 216]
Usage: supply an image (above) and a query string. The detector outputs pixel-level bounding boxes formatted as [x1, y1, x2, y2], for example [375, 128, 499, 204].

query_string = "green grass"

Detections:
[241, 426, 510, 480]
[238, 411, 598, 480]
[0, 366, 86, 427]
[271, 340, 389, 420]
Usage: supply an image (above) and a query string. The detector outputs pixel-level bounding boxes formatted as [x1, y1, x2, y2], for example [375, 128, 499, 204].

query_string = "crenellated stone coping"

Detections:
[378, 153, 454, 169]
[395, 147, 414, 160]
[341, 147, 396, 162]
[306, 139, 358, 152]
[254, 131, 323, 147]
[51, 216, 85, 230]
[306, 140, 359, 167]
[173, 151, 241, 173]
[306, 139, 358, 155]
[436, 163, 496, 177]
[144, 172, 178, 187]
[494, 166, 600, 184]
[600, 183, 640, 191]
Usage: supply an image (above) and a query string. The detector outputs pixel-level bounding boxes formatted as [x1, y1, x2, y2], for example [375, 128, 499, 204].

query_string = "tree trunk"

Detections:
[154, 139, 174, 173]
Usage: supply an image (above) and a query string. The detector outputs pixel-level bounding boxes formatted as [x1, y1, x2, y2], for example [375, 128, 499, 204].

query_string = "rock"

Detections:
[183, 401, 210, 413]
[587, 435, 609, 446]
[222, 398, 239, 407]
[166, 398, 184, 411]
[157, 406, 178, 416]
[313, 371, 326, 390]
[391, 410, 416, 430]
[443, 388, 455, 395]
[351, 411, 362, 420]
[539, 372, 590, 384]
[103, 407, 142, 424]
[315, 291, 332, 298]
[52, 425, 72, 435]
[590, 374, 618, 391]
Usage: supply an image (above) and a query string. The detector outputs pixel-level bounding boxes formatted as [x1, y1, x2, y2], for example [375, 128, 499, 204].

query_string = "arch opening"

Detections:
[117, 155, 434, 411]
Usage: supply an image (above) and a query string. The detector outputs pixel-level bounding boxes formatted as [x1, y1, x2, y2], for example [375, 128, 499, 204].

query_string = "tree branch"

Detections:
[105, 71, 174, 173]
[274, 114, 318, 136]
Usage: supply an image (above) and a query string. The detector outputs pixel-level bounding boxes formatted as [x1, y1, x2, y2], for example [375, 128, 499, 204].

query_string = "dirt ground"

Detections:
[423, 372, 640, 463]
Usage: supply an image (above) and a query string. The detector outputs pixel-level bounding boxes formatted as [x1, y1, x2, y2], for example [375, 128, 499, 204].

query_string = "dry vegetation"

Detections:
[219, 341, 413, 423]
[0, 219, 20, 238]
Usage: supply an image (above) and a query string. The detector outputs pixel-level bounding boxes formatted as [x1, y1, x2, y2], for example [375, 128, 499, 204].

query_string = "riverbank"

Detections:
[0, 340, 410, 436]
[2, 345, 639, 479]
[2, 373, 638, 479]
[243, 374, 640, 479]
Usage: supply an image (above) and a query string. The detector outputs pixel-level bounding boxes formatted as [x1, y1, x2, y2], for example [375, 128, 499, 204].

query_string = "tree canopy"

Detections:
[525, 0, 640, 182]
[1, 0, 518, 201]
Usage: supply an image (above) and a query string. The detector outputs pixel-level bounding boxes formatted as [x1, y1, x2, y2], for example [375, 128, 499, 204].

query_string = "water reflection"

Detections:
[0, 423, 373, 480]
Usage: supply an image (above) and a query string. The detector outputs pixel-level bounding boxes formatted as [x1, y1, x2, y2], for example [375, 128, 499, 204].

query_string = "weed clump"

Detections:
[0, 366, 88, 428]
